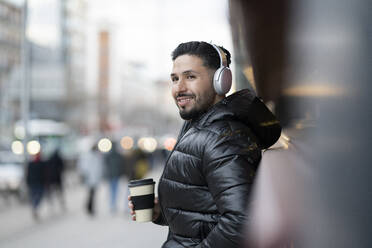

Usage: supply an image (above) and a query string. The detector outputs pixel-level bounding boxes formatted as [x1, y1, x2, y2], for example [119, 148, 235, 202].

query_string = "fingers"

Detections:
[128, 196, 136, 221]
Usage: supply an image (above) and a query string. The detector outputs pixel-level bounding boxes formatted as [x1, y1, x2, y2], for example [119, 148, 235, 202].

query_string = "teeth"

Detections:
[178, 98, 192, 103]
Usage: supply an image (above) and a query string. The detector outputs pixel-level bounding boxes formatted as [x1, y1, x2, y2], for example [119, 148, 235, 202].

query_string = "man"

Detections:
[26, 151, 46, 220]
[46, 148, 66, 211]
[129, 41, 281, 247]
[103, 141, 126, 213]
[77, 144, 103, 216]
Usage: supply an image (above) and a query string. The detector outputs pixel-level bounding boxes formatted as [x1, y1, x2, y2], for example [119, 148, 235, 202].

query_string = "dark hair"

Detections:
[171, 41, 231, 70]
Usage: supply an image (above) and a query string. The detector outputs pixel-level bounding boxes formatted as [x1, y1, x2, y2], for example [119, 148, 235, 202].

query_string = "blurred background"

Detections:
[0, 0, 371, 247]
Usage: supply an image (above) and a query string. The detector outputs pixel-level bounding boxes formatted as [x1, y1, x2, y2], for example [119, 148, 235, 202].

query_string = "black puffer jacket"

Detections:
[155, 89, 281, 248]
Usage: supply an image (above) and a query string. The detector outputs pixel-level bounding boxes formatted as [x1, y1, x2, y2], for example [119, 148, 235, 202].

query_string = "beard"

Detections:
[178, 90, 216, 120]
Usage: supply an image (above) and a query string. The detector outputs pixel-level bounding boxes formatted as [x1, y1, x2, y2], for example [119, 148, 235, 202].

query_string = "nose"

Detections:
[175, 78, 187, 93]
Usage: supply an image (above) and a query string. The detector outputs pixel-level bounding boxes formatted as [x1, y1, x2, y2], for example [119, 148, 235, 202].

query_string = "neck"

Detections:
[189, 95, 225, 122]
[213, 94, 225, 105]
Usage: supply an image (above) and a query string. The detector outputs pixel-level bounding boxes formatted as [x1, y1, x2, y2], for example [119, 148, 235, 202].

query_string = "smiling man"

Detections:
[129, 41, 281, 247]
[170, 53, 220, 120]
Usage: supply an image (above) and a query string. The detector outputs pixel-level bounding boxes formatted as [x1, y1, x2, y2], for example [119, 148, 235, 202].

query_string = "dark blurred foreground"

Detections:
[229, 0, 371, 247]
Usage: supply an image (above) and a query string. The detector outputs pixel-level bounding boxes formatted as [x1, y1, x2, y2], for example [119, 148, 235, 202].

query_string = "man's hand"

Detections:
[128, 196, 160, 221]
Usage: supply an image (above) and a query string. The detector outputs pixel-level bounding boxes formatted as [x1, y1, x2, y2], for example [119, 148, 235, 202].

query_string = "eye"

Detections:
[186, 75, 195, 80]
[171, 76, 178, 83]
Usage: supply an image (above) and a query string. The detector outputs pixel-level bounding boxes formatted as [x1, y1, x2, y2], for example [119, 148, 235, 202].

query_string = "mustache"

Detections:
[176, 93, 195, 98]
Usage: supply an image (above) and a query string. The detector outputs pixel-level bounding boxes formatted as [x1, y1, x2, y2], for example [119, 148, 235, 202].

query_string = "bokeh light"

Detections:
[27, 140, 41, 155]
[11, 140, 24, 155]
[120, 136, 134, 150]
[98, 138, 112, 152]
[163, 137, 177, 151]
[14, 126, 25, 140]
[138, 137, 157, 153]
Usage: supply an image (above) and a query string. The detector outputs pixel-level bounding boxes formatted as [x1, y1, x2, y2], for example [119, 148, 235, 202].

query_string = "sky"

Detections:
[81, 0, 234, 104]
[85, 0, 233, 80]
[5, 0, 61, 46]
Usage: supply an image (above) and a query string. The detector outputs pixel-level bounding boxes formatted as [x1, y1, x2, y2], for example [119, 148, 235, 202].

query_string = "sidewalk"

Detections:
[0, 167, 168, 248]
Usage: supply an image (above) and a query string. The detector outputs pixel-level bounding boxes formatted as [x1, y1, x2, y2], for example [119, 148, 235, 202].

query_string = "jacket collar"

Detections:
[189, 89, 282, 149]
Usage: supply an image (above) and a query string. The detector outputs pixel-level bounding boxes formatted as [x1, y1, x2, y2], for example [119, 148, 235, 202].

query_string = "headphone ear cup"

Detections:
[213, 67, 232, 95]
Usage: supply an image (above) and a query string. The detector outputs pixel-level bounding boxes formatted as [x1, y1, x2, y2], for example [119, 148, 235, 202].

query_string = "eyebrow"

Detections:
[170, 70, 199, 77]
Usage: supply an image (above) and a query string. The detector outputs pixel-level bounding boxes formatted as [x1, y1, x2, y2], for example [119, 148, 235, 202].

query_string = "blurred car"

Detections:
[0, 151, 26, 201]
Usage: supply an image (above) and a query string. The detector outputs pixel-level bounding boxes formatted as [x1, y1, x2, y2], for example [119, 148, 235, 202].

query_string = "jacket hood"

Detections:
[197, 89, 282, 149]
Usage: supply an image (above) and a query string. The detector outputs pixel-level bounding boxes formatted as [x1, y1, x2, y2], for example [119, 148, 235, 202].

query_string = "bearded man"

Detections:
[130, 41, 281, 248]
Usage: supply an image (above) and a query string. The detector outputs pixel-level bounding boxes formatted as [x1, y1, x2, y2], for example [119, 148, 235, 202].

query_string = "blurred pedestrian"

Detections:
[77, 144, 103, 216]
[121, 149, 135, 214]
[128, 41, 281, 247]
[103, 141, 124, 213]
[45, 148, 66, 211]
[26, 151, 46, 220]
[132, 148, 149, 180]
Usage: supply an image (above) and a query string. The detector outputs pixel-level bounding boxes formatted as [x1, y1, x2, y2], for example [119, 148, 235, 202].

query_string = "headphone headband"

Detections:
[210, 43, 228, 68]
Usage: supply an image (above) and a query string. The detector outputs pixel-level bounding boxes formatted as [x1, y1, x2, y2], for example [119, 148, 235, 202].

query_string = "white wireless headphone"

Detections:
[210, 43, 232, 95]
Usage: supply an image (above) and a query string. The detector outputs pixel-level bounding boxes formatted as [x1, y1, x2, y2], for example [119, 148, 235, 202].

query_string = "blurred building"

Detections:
[0, 0, 87, 149]
[30, 0, 86, 125]
[29, 41, 66, 121]
[84, 1, 182, 138]
[0, 1, 21, 82]
[61, 0, 87, 129]
[0, 0, 22, 146]
[13, 0, 86, 125]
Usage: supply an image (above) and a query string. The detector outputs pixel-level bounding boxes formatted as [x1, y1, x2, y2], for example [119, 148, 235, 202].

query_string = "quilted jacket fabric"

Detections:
[155, 89, 281, 248]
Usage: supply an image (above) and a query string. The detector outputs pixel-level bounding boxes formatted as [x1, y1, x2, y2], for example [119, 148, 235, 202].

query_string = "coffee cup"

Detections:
[128, 178, 155, 222]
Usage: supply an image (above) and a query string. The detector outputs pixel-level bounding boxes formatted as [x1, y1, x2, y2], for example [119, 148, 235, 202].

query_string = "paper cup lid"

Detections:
[128, 178, 155, 188]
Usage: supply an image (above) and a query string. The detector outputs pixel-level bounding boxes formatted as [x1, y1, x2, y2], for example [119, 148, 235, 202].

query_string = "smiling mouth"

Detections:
[176, 96, 194, 107]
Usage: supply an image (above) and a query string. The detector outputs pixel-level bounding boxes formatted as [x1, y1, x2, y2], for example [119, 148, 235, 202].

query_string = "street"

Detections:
[0, 168, 168, 248]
